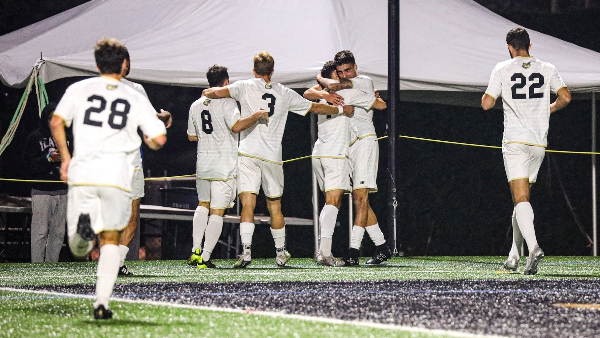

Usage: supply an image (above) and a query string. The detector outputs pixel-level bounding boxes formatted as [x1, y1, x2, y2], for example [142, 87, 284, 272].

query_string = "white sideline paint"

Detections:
[0, 287, 509, 338]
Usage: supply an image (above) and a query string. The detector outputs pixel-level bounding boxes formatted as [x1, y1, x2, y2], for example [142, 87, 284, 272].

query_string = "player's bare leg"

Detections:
[266, 197, 291, 266]
[117, 198, 140, 275]
[197, 207, 226, 269]
[509, 179, 543, 275]
[235, 192, 256, 268]
[94, 230, 121, 320]
[316, 189, 344, 266]
[188, 201, 210, 266]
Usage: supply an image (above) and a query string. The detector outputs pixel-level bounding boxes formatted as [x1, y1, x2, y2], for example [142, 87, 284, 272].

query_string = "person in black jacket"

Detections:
[23, 102, 71, 262]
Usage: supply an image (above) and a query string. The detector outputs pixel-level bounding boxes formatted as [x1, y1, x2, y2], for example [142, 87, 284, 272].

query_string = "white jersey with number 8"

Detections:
[485, 56, 566, 147]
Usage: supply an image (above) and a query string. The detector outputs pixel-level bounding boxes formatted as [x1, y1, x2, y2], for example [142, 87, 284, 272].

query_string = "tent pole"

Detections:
[310, 113, 320, 258]
[388, 0, 400, 255]
[593, 92, 597, 256]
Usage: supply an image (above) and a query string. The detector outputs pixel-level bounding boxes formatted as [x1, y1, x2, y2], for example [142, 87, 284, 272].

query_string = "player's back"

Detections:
[491, 57, 565, 146]
[55, 76, 165, 190]
[228, 78, 311, 164]
[188, 96, 239, 180]
[348, 75, 376, 138]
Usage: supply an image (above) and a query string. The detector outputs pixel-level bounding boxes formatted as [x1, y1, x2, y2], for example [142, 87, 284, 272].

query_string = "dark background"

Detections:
[1, 0, 599, 258]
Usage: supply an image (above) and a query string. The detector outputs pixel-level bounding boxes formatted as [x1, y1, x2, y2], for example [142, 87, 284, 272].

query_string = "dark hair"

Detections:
[94, 38, 128, 75]
[320, 61, 337, 79]
[506, 28, 530, 51]
[334, 50, 355, 66]
[206, 65, 229, 87]
[40, 102, 58, 129]
[253, 51, 275, 76]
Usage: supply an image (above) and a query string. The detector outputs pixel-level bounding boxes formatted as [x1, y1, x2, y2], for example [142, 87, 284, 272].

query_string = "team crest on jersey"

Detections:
[265, 83, 272, 89]
[106, 84, 118, 90]
[522, 62, 531, 69]
[203, 99, 211, 106]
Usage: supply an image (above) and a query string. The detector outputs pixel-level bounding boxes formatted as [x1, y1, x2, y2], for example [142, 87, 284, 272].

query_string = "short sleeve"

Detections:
[227, 80, 245, 101]
[548, 65, 566, 94]
[285, 87, 312, 116]
[223, 99, 241, 130]
[54, 86, 77, 127]
[485, 65, 502, 99]
[133, 83, 149, 98]
[351, 76, 375, 94]
[138, 96, 166, 139]
[187, 102, 198, 137]
[346, 90, 376, 111]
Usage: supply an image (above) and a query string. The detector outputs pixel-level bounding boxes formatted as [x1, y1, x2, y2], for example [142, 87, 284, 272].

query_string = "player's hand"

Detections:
[325, 92, 344, 106]
[60, 158, 70, 183]
[374, 89, 380, 98]
[256, 110, 269, 125]
[342, 105, 354, 117]
[49, 150, 62, 162]
[157, 109, 172, 128]
[202, 89, 208, 97]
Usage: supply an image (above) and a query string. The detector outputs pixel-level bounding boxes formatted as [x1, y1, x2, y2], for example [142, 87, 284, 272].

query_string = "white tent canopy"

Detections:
[1, 0, 600, 93]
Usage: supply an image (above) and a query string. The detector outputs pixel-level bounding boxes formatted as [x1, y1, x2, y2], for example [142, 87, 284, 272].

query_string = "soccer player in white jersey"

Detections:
[304, 61, 387, 266]
[317, 50, 392, 266]
[187, 65, 269, 268]
[203, 51, 354, 268]
[482, 28, 571, 275]
[50, 38, 167, 319]
[117, 52, 172, 276]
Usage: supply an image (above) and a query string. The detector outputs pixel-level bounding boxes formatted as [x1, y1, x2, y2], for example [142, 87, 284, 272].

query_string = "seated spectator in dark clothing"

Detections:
[23, 103, 72, 262]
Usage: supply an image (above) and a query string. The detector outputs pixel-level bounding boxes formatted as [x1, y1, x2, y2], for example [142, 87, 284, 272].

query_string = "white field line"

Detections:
[0, 287, 509, 338]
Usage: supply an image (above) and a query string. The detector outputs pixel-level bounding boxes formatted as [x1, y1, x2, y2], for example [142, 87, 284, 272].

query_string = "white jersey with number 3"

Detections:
[228, 78, 312, 164]
[485, 56, 566, 147]
[187, 96, 240, 180]
[54, 76, 166, 191]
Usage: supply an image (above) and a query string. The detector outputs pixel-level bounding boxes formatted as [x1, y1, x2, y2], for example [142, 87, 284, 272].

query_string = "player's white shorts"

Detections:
[312, 157, 351, 192]
[196, 178, 237, 209]
[502, 143, 546, 183]
[238, 156, 284, 198]
[67, 185, 132, 237]
[349, 136, 379, 192]
[130, 167, 145, 199]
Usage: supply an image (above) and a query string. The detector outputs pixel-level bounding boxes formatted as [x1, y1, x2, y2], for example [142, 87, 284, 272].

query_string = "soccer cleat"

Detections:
[366, 244, 392, 265]
[233, 254, 251, 269]
[523, 246, 544, 275]
[341, 248, 360, 266]
[316, 252, 345, 267]
[276, 246, 292, 267]
[187, 248, 202, 266]
[118, 265, 133, 276]
[197, 259, 217, 269]
[93, 305, 113, 320]
[502, 255, 519, 271]
[77, 213, 95, 241]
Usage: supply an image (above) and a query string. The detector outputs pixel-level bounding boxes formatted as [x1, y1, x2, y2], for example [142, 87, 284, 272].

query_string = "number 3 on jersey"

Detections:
[511, 73, 544, 100]
[84, 95, 130, 129]
[200, 110, 213, 134]
[262, 93, 276, 117]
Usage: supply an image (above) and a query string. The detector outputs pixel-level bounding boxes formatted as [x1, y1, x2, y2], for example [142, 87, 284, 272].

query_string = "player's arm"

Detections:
[49, 115, 71, 183]
[188, 135, 198, 141]
[303, 84, 344, 106]
[144, 134, 166, 150]
[202, 86, 231, 99]
[481, 93, 497, 110]
[372, 97, 387, 110]
[316, 74, 353, 91]
[550, 87, 571, 114]
[309, 102, 354, 117]
[231, 110, 269, 133]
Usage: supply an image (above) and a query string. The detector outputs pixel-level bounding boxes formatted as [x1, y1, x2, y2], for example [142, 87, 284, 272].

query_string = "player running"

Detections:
[304, 61, 387, 266]
[317, 50, 392, 265]
[203, 51, 354, 268]
[51, 38, 167, 319]
[482, 28, 571, 275]
[187, 65, 269, 268]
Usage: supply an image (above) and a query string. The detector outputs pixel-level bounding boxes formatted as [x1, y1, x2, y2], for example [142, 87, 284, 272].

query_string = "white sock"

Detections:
[365, 223, 386, 246]
[118, 245, 129, 267]
[201, 215, 223, 261]
[350, 225, 366, 250]
[271, 227, 286, 251]
[94, 244, 120, 309]
[508, 208, 523, 258]
[318, 204, 338, 256]
[515, 202, 538, 251]
[240, 222, 255, 254]
[192, 206, 209, 252]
